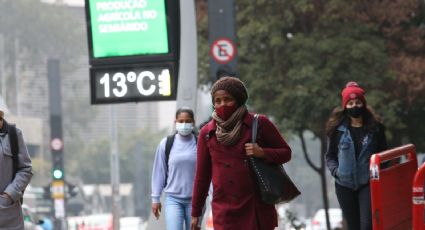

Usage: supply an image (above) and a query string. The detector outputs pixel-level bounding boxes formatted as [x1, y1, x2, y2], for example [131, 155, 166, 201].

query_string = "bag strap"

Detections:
[164, 134, 175, 185]
[165, 134, 175, 167]
[7, 123, 25, 204]
[8, 124, 19, 180]
[252, 114, 259, 144]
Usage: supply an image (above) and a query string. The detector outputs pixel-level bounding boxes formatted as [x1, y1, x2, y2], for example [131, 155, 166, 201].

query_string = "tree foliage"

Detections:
[1, 0, 94, 185]
[237, 0, 395, 139]
[231, 0, 425, 220]
[62, 129, 165, 219]
[0, 0, 89, 127]
[194, 0, 425, 218]
[0, 0, 85, 62]
[233, 0, 425, 150]
[67, 129, 165, 184]
[195, 0, 211, 85]
[352, 0, 425, 149]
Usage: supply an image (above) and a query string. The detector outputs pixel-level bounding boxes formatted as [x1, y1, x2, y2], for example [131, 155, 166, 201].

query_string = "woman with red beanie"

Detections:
[190, 76, 292, 230]
[325, 82, 388, 230]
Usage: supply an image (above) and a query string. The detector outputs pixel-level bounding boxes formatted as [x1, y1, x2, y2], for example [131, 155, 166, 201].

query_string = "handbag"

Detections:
[248, 114, 301, 204]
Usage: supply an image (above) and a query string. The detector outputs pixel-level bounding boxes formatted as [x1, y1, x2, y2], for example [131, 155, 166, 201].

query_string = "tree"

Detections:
[351, 0, 425, 150]
[235, 0, 396, 228]
[0, 0, 85, 106]
[68, 130, 164, 183]
[196, 0, 425, 225]
[195, 0, 210, 85]
[0, 0, 90, 185]
[67, 128, 166, 220]
[0, 0, 84, 61]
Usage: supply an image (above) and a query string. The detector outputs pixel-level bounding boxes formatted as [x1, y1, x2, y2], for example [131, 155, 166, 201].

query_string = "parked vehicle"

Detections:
[22, 204, 43, 230]
[120, 217, 145, 230]
[38, 218, 53, 230]
[67, 215, 146, 230]
[67, 214, 113, 230]
[311, 208, 343, 230]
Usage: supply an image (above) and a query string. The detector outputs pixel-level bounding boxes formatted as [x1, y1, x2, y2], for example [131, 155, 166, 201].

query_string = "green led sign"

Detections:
[87, 0, 169, 58]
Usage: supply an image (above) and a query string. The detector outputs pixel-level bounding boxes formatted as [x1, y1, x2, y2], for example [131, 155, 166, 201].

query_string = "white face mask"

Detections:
[175, 122, 194, 136]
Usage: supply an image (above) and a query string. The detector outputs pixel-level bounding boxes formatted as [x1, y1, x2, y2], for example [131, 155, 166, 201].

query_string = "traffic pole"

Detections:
[176, 0, 198, 111]
[48, 59, 66, 230]
[208, 0, 238, 81]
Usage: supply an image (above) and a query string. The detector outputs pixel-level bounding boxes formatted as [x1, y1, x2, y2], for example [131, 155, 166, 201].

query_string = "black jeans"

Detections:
[335, 182, 372, 230]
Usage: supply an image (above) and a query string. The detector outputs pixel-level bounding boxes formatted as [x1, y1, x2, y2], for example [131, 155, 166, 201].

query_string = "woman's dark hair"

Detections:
[325, 105, 382, 137]
[175, 107, 195, 120]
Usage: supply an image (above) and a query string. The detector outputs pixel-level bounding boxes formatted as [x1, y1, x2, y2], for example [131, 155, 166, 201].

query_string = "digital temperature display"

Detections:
[90, 64, 176, 104]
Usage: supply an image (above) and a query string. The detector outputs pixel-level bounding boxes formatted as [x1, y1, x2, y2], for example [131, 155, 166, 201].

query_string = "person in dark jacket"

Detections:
[190, 77, 292, 230]
[325, 82, 387, 230]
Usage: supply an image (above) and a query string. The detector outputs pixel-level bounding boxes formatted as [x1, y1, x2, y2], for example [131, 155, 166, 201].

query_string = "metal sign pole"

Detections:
[0, 34, 5, 98]
[48, 59, 66, 229]
[208, 0, 237, 81]
[176, 0, 198, 111]
[110, 105, 120, 230]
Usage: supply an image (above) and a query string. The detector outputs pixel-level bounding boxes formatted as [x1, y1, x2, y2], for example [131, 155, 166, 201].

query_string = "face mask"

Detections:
[215, 104, 238, 121]
[346, 106, 364, 118]
[176, 122, 194, 136]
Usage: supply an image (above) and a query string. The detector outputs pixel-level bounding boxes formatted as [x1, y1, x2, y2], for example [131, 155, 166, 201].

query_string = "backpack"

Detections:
[164, 133, 197, 185]
[8, 123, 24, 204]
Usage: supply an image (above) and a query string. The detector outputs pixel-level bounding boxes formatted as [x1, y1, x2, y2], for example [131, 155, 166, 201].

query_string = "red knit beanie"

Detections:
[341, 81, 366, 108]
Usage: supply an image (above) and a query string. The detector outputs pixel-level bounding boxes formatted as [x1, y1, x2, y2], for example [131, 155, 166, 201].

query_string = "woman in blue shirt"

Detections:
[151, 107, 198, 230]
[325, 82, 387, 230]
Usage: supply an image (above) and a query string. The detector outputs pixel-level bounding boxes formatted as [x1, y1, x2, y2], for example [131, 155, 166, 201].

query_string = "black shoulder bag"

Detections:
[249, 114, 301, 204]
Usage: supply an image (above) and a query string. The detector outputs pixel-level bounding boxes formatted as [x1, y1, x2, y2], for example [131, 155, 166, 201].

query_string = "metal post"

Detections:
[0, 34, 5, 98]
[48, 59, 66, 230]
[208, 0, 238, 81]
[176, 0, 198, 111]
[14, 38, 20, 116]
[110, 105, 120, 230]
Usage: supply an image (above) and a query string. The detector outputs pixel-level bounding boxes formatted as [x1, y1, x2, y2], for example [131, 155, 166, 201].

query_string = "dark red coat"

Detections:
[191, 113, 292, 230]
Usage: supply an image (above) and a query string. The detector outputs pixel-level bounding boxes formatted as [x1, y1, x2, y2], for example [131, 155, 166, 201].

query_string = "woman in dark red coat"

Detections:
[190, 77, 292, 230]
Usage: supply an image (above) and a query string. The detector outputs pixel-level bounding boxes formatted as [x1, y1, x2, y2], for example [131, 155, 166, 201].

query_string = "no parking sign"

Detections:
[51, 138, 63, 151]
[210, 38, 236, 64]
